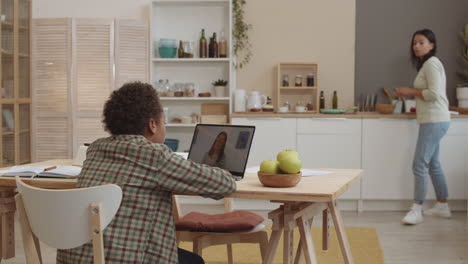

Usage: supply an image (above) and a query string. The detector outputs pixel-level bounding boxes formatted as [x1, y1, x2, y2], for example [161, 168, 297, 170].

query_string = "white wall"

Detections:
[33, 0, 150, 20]
[33, 0, 356, 108]
[237, 0, 356, 109]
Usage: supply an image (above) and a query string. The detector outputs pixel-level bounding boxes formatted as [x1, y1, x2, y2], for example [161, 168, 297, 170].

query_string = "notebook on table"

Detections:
[0, 165, 81, 178]
[187, 124, 255, 181]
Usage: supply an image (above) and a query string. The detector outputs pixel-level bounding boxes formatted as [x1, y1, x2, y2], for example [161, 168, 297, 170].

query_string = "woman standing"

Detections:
[395, 29, 451, 225]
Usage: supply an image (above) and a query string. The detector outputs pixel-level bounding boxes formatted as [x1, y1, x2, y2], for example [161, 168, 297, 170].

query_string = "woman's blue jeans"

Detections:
[413, 122, 449, 204]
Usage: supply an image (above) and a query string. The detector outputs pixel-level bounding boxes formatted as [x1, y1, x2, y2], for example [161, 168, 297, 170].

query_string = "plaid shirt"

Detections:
[56, 135, 236, 263]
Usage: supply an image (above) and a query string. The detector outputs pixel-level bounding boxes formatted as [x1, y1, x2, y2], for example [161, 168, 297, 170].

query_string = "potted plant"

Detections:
[212, 79, 228, 97]
[456, 24, 468, 108]
[233, 0, 252, 69]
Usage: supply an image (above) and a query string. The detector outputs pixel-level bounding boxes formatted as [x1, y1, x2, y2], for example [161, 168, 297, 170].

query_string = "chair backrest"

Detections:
[16, 177, 122, 249]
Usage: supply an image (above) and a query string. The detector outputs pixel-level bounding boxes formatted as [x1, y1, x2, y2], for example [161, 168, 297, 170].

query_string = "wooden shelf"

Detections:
[277, 62, 320, 113]
[1, 21, 28, 30]
[153, 58, 230, 62]
[279, 86, 318, 90]
[1, 49, 13, 56]
[160, 97, 229, 101]
[2, 131, 14, 136]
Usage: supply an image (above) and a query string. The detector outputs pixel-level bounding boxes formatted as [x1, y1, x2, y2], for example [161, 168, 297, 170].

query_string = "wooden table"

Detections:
[0, 159, 362, 264]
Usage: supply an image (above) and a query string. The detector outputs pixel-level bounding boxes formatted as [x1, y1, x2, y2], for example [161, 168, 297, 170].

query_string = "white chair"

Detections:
[173, 196, 269, 264]
[15, 177, 122, 264]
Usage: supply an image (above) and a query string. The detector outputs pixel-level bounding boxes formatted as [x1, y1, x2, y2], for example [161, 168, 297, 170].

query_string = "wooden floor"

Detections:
[3, 205, 467, 264]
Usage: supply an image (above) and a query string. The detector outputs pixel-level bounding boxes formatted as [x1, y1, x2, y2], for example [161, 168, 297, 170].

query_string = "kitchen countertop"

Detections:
[231, 112, 468, 119]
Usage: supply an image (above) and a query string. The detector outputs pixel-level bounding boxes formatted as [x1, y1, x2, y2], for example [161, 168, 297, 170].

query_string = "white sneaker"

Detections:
[424, 202, 452, 218]
[401, 204, 423, 225]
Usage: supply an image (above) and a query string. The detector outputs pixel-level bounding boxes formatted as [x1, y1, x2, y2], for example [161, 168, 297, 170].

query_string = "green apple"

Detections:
[276, 149, 299, 162]
[278, 156, 302, 174]
[260, 160, 281, 174]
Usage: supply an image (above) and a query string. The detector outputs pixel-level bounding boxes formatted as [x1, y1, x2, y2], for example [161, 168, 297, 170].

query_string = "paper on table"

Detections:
[301, 169, 333, 177]
[245, 166, 332, 176]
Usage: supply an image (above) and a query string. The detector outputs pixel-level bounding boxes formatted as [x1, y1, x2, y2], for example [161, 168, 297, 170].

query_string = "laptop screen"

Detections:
[188, 124, 255, 179]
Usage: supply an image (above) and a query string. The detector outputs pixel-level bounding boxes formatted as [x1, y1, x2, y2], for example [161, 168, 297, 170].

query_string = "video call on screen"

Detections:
[188, 125, 254, 174]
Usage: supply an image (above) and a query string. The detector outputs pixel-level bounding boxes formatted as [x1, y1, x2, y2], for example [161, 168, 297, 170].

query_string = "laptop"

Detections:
[188, 124, 255, 181]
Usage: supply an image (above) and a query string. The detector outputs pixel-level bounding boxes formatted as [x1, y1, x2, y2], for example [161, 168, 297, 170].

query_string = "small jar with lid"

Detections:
[282, 74, 289, 86]
[295, 75, 303, 87]
[306, 73, 315, 87]
[183, 83, 195, 97]
[173, 83, 184, 97]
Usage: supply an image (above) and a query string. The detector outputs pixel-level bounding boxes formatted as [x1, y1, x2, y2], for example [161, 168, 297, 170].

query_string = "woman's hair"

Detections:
[208, 131, 227, 163]
[103, 81, 163, 135]
[410, 29, 437, 71]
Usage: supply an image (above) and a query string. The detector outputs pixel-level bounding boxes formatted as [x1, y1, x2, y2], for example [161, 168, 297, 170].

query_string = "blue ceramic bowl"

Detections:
[160, 38, 177, 47]
[164, 138, 179, 151]
[159, 47, 177, 58]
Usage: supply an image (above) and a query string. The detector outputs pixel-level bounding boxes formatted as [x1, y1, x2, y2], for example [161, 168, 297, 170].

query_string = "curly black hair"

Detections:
[103, 82, 163, 135]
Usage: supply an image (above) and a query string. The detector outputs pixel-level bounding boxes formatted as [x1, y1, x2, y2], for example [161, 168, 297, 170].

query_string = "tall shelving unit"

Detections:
[0, 0, 31, 167]
[150, 0, 234, 151]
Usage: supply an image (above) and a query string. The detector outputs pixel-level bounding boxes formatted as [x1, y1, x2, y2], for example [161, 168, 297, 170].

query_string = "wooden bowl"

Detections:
[257, 171, 302, 188]
[375, 104, 395, 114]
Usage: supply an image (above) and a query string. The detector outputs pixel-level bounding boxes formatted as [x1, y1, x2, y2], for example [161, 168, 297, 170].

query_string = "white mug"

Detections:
[295, 106, 307, 112]
[278, 106, 289, 113]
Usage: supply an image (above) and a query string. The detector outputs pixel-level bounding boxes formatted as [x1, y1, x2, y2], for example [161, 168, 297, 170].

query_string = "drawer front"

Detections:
[297, 118, 361, 135]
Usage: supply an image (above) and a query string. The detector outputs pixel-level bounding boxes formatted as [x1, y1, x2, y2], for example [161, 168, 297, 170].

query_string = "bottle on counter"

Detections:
[332, 90, 338, 109]
[199, 29, 207, 58]
[219, 31, 227, 58]
[319, 91, 325, 109]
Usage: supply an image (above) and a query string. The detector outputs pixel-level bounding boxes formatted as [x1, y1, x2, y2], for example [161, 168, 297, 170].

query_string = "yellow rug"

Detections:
[179, 226, 383, 264]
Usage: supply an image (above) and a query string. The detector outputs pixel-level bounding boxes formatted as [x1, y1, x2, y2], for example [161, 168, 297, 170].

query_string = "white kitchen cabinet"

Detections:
[439, 119, 468, 199]
[297, 118, 361, 199]
[231, 118, 296, 167]
[362, 118, 418, 199]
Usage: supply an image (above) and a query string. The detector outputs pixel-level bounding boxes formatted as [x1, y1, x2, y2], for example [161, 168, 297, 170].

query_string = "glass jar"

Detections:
[183, 83, 195, 97]
[183, 41, 194, 58]
[282, 74, 289, 86]
[306, 73, 315, 87]
[306, 101, 314, 111]
[164, 80, 174, 97]
[295, 75, 303, 87]
[173, 83, 184, 97]
[283, 101, 290, 110]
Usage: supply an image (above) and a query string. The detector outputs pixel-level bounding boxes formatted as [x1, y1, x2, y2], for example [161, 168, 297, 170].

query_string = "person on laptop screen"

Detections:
[56, 82, 236, 264]
[202, 131, 227, 167]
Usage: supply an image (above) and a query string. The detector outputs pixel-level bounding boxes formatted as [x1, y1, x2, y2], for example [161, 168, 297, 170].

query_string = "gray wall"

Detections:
[355, 0, 468, 105]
